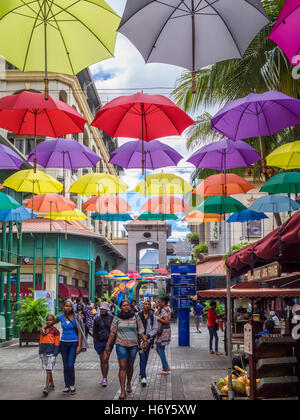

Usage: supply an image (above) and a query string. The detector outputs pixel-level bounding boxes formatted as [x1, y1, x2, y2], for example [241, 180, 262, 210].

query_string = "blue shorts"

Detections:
[94, 342, 114, 355]
[116, 344, 139, 361]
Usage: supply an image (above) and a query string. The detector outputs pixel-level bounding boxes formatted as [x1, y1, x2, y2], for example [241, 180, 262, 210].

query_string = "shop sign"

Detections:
[247, 262, 281, 282]
[34, 290, 55, 314]
[173, 286, 196, 297]
[172, 275, 196, 285]
[244, 323, 253, 355]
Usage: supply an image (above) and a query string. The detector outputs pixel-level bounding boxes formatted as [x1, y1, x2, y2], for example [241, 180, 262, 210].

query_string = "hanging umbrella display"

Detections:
[227, 210, 268, 223]
[126, 279, 137, 290]
[3, 170, 63, 195]
[141, 196, 190, 214]
[0, 144, 24, 170]
[83, 196, 131, 213]
[0, 193, 21, 210]
[0, 206, 37, 223]
[269, 0, 300, 66]
[187, 139, 262, 170]
[266, 141, 300, 170]
[118, 0, 269, 92]
[96, 270, 109, 277]
[0, 91, 87, 171]
[91, 213, 133, 222]
[198, 196, 247, 215]
[69, 173, 129, 196]
[137, 211, 178, 221]
[133, 174, 193, 196]
[248, 195, 300, 213]
[194, 174, 255, 197]
[45, 209, 87, 239]
[183, 210, 224, 224]
[109, 140, 183, 170]
[140, 269, 154, 275]
[126, 270, 139, 278]
[110, 270, 125, 277]
[154, 269, 169, 275]
[260, 172, 300, 195]
[0, 1, 120, 98]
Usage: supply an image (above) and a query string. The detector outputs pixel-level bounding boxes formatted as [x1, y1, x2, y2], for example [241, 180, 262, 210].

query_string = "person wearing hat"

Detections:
[270, 310, 280, 326]
[93, 301, 115, 387]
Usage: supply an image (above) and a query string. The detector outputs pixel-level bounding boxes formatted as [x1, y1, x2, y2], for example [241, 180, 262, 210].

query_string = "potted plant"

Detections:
[188, 233, 200, 246]
[16, 294, 49, 347]
[193, 243, 209, 262]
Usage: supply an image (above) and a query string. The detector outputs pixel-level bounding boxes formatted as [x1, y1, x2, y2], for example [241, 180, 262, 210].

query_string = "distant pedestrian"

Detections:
[139, 300, 158, 387]
[207, 301, 222, 355]
[194, 300, 204, 333]
[155, 297, 171, 375]
[105, 300, 148, 400]
[131, 299, 139, 313]
[39, 314, 60, 397]
[93, 302, 114, 387]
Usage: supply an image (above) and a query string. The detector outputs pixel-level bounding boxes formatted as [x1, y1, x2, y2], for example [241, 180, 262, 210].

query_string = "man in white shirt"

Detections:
[270, 311, 280, 326]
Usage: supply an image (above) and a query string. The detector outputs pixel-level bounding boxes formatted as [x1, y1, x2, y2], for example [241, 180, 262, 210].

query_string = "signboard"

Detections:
[171, 264, 196, 274]
[172, 275, 196, 285]
[173, 298, 194, 309]
[244, 323, 253, 355]
[247, 262, 281, 282]
[34, 290, 55, 314]
[173, 286, 196, 297]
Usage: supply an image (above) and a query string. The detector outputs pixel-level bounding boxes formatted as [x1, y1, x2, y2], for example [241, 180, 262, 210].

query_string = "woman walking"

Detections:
[155, 297, 171, 375]
[105, 300, 148, 399]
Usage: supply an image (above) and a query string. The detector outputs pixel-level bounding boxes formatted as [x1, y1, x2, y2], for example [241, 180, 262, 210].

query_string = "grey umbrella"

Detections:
[119, 0, 269, 91]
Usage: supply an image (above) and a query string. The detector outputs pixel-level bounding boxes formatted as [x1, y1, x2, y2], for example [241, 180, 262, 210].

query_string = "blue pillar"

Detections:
[178, 308, 190, 347]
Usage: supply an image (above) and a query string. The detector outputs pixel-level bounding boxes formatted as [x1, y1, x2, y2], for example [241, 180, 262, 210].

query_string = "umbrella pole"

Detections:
[63, 152, 66, 197]
[65, 220, 67, 240]
[191, 0, 196, 94]
[50, 201, 52, 233]
[44, 2, 49, 101]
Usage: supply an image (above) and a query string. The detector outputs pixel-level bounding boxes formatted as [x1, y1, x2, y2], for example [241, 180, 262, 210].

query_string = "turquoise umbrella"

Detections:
[0, 193, 21, 210]
[92, 213, 133, 222]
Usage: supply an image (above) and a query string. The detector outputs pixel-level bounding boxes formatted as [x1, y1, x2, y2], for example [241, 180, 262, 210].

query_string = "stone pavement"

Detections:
[0, 322, 227, 400]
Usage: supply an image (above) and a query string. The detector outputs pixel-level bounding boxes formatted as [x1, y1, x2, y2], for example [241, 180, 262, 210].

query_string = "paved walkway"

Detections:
[0, 323, 227, 400]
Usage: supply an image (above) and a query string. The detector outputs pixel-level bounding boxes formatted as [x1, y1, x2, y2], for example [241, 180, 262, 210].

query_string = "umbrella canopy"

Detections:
[187, 139, 261, 170]
[154, 269, 168, 275]
[183, 210, 224, 223]
[0, 1, 120, 76]
[0, 193, 21, 210]
[227, 210, 268, 223]
[140, 269, 153, 275]
[194, 174, 255, 197]
[91, 213, 133, 222]
[266, 141, 300, 170]
[269, 0, 300, 66]
[28, 138, 101, 170]
[249, 195, 299, 213]
[0, 144, 24, 170]
[83, 196, 131, 213]
[211, 91, 300, 140]
[260, 172, 300, 194]
[118, 0, 268, 82]
[126, 270, 139, 278]
[25, 193, 76, 213]
[96, 270, 109, 277]
[91, 93, 194, 141]
[0, 206, 36, 223]
[141, 196, 190, 214]
[197, 196, 247, 215]
[110, 270, 125, 277]
[69, 173, 129, 196]
[109, 139, 183, 170]
[137, 212, 178, 221]
[3, 170, 63, 194]
[45, 209, 87, 221]
[133, 174, 193, 196]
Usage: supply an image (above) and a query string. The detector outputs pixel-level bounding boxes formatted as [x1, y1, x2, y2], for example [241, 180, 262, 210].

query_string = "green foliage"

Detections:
[223, 242, 251, 262]
[15, 295, 49, 333]
[193, 243, 208, 260]
[187, 232, 200, 246]
[203, 300, 225, 317]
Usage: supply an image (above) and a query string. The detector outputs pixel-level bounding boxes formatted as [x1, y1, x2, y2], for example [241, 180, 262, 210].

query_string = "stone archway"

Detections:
[136, 241, 159, 272]
[135, 280, 158, 301]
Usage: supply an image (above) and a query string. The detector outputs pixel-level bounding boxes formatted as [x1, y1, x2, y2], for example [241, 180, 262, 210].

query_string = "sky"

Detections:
[89, 0, 201, 241]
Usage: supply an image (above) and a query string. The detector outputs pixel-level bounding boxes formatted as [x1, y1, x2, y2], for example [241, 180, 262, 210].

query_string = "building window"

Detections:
[59, 275, 67, 285]
[71, 278, 78, 287]
[82, 281, 88, 288]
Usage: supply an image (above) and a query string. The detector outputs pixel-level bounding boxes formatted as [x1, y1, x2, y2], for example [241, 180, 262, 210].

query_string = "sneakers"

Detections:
[70, 386, 76, 395]
[215, 351, 223, 356]
[141, 378, 147, 387]
[101, 378, 108, 387]
[63, 387, 70, 394]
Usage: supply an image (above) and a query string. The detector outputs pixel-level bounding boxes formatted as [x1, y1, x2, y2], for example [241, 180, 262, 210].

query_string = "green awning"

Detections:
[0, 261, 18, 272]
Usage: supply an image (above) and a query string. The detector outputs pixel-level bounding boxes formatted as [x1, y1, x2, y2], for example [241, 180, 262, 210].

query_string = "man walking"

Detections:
[139, 300, 158, 387]
[193, 300, 204, 333]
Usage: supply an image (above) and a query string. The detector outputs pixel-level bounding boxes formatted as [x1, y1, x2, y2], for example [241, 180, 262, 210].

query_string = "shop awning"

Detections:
[226, 210, 300, 277]
[58, 284, 80, 298]
[263, 273, 300, 289]
[197, 259, 226, 276]
[78, 288, 89, 298]
[4, 282, 43, 297]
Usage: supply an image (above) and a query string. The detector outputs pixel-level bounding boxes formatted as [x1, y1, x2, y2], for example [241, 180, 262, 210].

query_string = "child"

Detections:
[39, 314, 60, 397]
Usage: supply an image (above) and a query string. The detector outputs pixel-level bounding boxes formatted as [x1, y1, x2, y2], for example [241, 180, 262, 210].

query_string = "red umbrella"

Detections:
[0, 91, 87, 171]
[141, 196, 190, 214]
[83, 195, 131, 213]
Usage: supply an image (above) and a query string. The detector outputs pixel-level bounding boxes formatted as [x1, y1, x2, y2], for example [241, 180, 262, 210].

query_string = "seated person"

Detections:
[256, 320, 276, 343]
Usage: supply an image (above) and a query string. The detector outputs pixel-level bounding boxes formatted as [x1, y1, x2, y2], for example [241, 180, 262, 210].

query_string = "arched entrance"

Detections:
[136, 242, 159, 272]
[135, 280, 158, 301]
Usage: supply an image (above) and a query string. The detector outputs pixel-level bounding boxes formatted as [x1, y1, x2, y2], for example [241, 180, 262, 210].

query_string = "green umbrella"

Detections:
[92, 213, 133, 222]
[0, 193, 21, 210]
[0, 1, 120, 97]
[260, 172, 300, 194]
[197, 196, 246, 215]
[137, 211, 178, 221]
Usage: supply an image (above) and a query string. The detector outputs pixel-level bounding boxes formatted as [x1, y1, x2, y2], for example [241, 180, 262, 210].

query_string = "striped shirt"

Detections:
[39, 327, 60, 357]
[111, 313, 144, 347]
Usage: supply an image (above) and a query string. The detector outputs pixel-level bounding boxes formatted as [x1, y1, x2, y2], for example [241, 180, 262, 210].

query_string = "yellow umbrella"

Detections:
[69, 173, 129, 196]
[133, 173, 193, 196]
[140, 269, 154, 275]
[266, 141, 300, 170]
[45, 209, 87, 239]
[3, 170, 63, 194]
[183, 210, 224, 223]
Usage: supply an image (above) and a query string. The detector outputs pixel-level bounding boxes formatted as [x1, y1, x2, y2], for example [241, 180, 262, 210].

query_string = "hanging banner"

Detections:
[34, 290, 55, 314]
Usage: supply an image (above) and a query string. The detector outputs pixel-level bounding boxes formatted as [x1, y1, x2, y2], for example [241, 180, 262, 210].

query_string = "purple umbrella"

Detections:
[211, 91, 300, 140]
[109, 140, 183, 170]
[187, 139, 261, 170]
[0, 144, 24, 170]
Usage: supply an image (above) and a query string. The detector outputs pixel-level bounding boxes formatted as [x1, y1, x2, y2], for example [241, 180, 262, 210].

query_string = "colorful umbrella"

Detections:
[118, 0, 269, 91]
[269, 0, 300, 66]
[187, 139, 262, 170]
[45, 209, 87, 221]
[109, 140, 183, 170]
[69, 173, 129, 196]
[248, 195, 300, 213]
[137, 212, 178, 221]
[194, 174, 255, 197]
[126, 270, 139, 278]
[91, 213, 133, 222]
[0, 193, 21, 210]
[183, 210, 224, 224]
[154, 269, 169, 275]
[126, 279, 136, 290]
[140, 269, 153, 275]
[0, 206, 36, 223]
[3, 170, 63, 194]
[83, 196, 131, 213]
[96, 270, 109, 277]
[0, 1, 120, 97]
[110, 270, 125, 277]
[197, 196, 247, 215]
[266, 141, 300, 170]
[227, 210, 268, 223]
[0, 144, 24, 170]
[141, 196, 190, 214]
[260, 172, 300, 195]
[133, 174, 193, 196]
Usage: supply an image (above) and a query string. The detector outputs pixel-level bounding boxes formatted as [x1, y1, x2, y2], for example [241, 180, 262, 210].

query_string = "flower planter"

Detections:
[19, 330, 40, 347]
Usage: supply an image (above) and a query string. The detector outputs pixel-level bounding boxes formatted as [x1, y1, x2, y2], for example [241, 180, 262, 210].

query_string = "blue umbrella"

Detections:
[248, 195, 299, 213]
[96, 270, 109, 277]
[0, 206, 36, 222]
[92, 213, 133, 222]
[227, 210, 269, 223]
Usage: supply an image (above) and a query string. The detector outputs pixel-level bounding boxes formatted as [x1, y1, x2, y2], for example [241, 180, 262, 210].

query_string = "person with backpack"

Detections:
[138, 300, 158, 387]
[105, 300, 148, 400]
[93, 301, 114, 387]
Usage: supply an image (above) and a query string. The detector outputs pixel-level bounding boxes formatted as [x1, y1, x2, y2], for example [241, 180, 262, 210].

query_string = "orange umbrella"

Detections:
[183, 210, 224, 223]
[193, 174, 254, 197]
[141, 196, 190, 214]
[82, 195, 131, 213]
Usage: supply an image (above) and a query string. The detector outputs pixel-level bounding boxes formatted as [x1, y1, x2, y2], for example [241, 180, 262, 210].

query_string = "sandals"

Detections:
[43, 388, 49, 397]
[126, 384, 133, 393]
[160, 371, 169, 375]
[119, 392, 127, 400]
